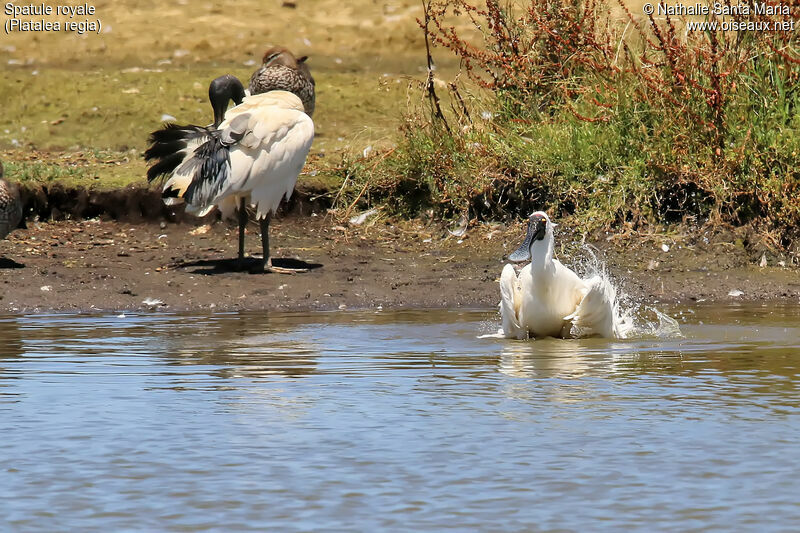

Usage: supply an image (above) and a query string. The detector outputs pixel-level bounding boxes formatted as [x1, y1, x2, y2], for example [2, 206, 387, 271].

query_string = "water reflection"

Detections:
[0, 317, 23, 403]
[498, 338, 597, 378]
[0, 317, 23, 359]
[0, 304, 798, 531]
[156, 313, 320, 380]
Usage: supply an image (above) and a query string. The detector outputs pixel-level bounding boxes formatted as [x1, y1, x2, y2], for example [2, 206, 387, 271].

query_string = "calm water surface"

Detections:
[1, 304, 799, 531]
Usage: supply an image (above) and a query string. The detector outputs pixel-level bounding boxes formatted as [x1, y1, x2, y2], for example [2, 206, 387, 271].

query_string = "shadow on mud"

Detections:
[171, 257, 323, 275]
[0, 257, 24, 269]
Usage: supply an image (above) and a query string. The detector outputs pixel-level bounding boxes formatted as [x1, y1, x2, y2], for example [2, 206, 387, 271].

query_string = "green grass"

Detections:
[0, 149, 148, 190]
[336, 77, 799, 241]
[5, 160, 90, 184]
[0, 67, 409, 152]
[0, 66, 412, 190]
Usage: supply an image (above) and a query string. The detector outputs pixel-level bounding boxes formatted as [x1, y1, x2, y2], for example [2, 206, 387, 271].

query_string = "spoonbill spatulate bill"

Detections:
[499, 211, 629, 339]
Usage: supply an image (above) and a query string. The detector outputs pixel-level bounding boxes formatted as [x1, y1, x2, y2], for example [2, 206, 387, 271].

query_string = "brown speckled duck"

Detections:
[0, 162, 23, 241]
[248, 46, 315, 116]
[207, 46, 315, 127]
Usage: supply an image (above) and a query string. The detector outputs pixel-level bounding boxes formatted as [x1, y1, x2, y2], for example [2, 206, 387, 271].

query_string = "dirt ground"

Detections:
[4, 1, 795, 316]
[1, 213, 797, 315]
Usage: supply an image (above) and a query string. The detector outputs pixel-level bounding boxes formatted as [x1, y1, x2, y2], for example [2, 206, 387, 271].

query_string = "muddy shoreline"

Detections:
[1, 191, 798, 314]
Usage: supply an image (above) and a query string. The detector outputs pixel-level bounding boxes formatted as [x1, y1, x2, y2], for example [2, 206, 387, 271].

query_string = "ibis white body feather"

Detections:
[162, 90, 314, 219]
[499, 212, 624, 339]
[145, 65, 315, 273]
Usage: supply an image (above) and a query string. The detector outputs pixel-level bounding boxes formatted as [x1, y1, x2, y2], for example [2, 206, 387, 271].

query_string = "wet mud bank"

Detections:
[0, 210, 798, 315]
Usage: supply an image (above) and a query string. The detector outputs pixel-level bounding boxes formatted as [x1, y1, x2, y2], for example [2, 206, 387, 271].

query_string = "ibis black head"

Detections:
[209, 74, 246, 128]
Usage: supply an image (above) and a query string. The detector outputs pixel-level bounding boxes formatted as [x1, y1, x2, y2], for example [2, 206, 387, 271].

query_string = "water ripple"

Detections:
[0, 303, 799, 531]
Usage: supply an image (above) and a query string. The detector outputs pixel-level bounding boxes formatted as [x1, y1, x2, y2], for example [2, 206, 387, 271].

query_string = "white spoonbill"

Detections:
[499, 211, 627, 339]
[144, 90, 314, 273]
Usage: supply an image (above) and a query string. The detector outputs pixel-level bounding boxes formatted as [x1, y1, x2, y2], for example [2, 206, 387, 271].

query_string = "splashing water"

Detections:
[481, 244, 682, 341]
[631, 307, 684, 339]
[571, 245, 682, 340]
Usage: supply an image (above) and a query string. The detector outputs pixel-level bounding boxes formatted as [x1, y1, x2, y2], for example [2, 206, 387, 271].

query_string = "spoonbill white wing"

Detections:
[564, 275, 616, 338]
[566, 275, 633, 339]
[499, 263, 526, 340]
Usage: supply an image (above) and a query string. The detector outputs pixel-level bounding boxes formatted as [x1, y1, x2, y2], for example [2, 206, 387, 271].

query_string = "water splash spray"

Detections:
[571, 245, 682, 340]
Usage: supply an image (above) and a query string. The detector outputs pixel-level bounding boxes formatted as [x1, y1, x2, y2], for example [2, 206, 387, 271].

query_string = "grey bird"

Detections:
[0, 162, 23, 241]
[207, 46, 315, 128]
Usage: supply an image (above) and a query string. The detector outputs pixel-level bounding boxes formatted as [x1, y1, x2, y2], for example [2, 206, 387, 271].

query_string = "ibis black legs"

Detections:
[259, 215, 271, 270]
[237, 197, 247, 265]
[233, 200, 307, 274]
[259, 213, 308, 274]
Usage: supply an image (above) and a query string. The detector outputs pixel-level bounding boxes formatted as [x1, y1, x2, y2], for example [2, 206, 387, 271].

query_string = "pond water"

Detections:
[1, 304, 799, 531]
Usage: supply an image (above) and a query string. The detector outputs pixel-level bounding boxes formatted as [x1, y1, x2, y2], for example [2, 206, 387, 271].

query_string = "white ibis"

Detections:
[145, 91, 314, 273]
[145, 46, 316, 273]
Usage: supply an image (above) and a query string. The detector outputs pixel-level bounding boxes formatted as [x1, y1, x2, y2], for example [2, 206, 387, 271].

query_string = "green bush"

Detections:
[337, 0, 799, 244]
